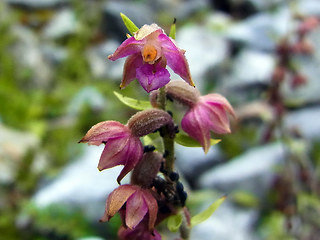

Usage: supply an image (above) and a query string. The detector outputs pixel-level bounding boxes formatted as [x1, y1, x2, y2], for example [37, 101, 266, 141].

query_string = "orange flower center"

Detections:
[142, 45, 157, 63]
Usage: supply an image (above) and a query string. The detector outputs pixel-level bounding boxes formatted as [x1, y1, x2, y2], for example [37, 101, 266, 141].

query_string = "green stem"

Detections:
[157, 87, 175, 172]
[179, 208, 191, 240]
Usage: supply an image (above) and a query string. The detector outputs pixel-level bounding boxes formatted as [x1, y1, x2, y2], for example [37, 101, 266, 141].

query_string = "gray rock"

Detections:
[5, 0, 67, 8]
[0, 124, 40, 183]
[223, 49, 275, 88]
[33, 146, 127, 218]
[176, 25, 228, 91]
[226, 7, 292, 50]
[296, 0, 320, 16]
[285, 106, 320, 139]
[67, 86, 106, 116]
[12, 25, 52, 87]
[86, 40, 125, 80]
[43, 9, 78, 39]
[191, 202, 258, 240]
[41, 43, 68, 64]
[248, 0, 285, 11]
[102, 1, 154, 41]
[197, 143, 285, 198]
[176, 144, 223, 179]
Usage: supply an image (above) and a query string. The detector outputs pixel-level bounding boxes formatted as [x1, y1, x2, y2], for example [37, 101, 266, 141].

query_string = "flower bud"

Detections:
[165, 81, 199, 107]
[131, 152, 163, 187]
[127, 109, 175, 137]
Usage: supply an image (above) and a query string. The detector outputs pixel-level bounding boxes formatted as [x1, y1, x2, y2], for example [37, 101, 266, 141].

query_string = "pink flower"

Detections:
[79, 121, 143, 183]
[79, 109, 174, 183]
[181, 94, 236, 153]
[163, 81, 235, 153]
[118, 219, 161, 240]
[108, 24, 194, 92]
[100, 184, 158, 231]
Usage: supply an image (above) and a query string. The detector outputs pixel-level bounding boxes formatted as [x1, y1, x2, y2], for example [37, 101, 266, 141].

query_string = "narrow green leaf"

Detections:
[191, 196, 226, 227]
[169, 18, 176, 39]
[120, 13, 139, 35]
[175, 133, 220, 148]
[114, 91, 151, 110]
[167, 213, 182, 232]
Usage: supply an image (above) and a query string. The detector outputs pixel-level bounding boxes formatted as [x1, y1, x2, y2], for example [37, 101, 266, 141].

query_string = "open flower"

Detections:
[100, 184, 158, 231]
[164, 81, 236, 153]
[108, 24, 194, 92]
[182, 94, 235, 153]
[79, 121, 143, 183]
[79, 109, 174, 183]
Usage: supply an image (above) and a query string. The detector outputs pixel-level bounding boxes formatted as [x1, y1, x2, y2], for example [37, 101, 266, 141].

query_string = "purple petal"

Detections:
[121, 54, 143, 89]
[158, 33, 194, 86]
[201, 102, 231, 134]
[141, 189, 158, 230]
[108, 37, 145, 61]
[181, 106, 211, 153]
[117, 137, 144, 183]
[136, 63, 170, 92]
[126, 190, 149, 229]
[202, 94, 236, 119]
[79, 121, 130, 146]
[101, 185, 138, 222]
[98, 136, 130, 171]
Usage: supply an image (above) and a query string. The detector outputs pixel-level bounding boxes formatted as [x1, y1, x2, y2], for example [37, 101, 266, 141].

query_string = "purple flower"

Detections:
[79, 121, 143, 183]
[108, 24, 194, 92]
[181, 94, 236, 153]
[100, 184, 158, 231]
[162, 81, 236, 153]
[79, 109, 174, 183]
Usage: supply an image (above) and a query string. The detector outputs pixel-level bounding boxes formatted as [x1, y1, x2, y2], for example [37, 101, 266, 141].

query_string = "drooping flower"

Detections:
[108, 23, 194, 92]
[100, 184, 158, 231]
[162, 81, 236, 153]
[79, 121, 143, 183]
[118, 219, 162, 240]
[79, 109, 174, 183]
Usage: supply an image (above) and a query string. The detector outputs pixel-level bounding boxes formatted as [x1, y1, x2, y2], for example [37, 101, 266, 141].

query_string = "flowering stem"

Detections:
[157, 87, 175, 172]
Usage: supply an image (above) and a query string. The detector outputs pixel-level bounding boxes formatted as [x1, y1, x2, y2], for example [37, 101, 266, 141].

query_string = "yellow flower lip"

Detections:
[142, 45, 157, 63]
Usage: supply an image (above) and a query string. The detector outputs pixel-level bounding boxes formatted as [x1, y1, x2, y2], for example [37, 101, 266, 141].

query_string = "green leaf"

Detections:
[175, 133, 220, 148]
[120, 13, 139, 35]
[169, 18, 176, 39]
[167, 213, 182, 232]
[191, 196, 226, 227]
[114, 91, 151, 110]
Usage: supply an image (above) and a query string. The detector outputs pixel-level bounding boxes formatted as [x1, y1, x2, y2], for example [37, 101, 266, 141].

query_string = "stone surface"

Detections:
[285, 106, 320, 139]
[222, 49, 275, 89]
[5, 0, 67, 8]
[0, 124, 40, 183]
[86, 40, 125, 80]
[197, 143, 284, 198]
[191, 202, 257, 240]
[176, 24, 228, 91]
[226, 7, 292, 50]
[43, 9, 77, 39]
[33, 146, 127, 218]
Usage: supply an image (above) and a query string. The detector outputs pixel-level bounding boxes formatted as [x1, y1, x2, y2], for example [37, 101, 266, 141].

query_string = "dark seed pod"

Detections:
[131, 151, 163, 188]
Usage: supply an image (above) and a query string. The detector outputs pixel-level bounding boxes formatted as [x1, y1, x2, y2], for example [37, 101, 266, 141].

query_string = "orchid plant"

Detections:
[80, 13, 235, 240]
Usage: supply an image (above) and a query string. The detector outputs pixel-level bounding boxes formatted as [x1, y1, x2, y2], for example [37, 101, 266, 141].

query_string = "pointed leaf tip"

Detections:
[114, 91, 152, 110]
[120, 13, 139, 35]
[169, 18, 176, 39]
[175, 133, 220, 149]
[167, 213, 183, 232]
[191, 195, 226, 227]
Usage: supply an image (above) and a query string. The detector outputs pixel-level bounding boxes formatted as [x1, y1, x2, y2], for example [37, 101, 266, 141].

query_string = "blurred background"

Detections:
[1, 0, 320, 239]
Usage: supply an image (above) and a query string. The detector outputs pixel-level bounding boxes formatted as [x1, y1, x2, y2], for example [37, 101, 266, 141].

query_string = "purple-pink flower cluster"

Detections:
[80, 18, 235, 239]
